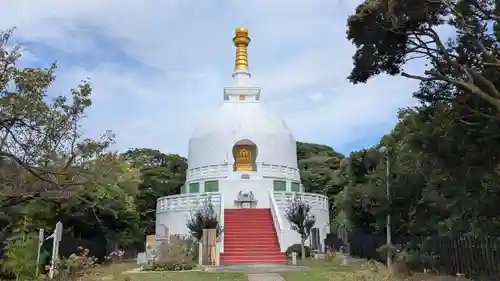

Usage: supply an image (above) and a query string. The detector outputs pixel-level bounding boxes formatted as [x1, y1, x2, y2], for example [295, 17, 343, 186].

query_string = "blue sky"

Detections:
[2, 0, 423, 156]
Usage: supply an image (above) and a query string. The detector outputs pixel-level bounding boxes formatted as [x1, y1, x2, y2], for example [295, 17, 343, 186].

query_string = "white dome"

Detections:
[188, 101, 297, 169]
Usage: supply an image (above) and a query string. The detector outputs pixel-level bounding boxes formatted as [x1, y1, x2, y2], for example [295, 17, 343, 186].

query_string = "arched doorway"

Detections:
[232, 139, 258, 172]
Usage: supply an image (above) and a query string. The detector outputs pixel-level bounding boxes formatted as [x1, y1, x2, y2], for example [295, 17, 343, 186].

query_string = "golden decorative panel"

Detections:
[235, 145, 253, 172]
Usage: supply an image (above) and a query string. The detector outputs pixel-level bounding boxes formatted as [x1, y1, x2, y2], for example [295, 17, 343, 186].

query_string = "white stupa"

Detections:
[156, 27, 330, 264]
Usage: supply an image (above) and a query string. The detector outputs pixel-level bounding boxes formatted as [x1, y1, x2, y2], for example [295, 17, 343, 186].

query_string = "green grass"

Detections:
[126, 272, 247, 281]
[88, 262, 246, 281]
[280, 257, 386, 281]
[91, 262, 140, 276]
[280, 257, 473, 281]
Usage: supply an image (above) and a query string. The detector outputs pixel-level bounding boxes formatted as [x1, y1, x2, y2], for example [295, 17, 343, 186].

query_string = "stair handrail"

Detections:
[269, 190, 284, 251]
[219, 192, 224, 254]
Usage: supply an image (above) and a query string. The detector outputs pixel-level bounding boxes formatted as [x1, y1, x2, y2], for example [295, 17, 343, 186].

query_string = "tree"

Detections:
[122, 148, 187, 234]
[56, 153, 143, 251]
[0, 218, 39, 281]
[285, 197, 316, 259]
[337, 103, 500, 239]
[346, 0, 500, 112]
[0, 28, 112, 241]
[185, 197, 223, 242]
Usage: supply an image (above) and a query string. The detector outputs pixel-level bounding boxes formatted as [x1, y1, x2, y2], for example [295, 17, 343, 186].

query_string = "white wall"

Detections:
[156, 193, 221, 240]
[155, 191, 330, 253]
[277, 207, 330, 252]
[188, 102, 298, 170]
[219, 179, 273, 209]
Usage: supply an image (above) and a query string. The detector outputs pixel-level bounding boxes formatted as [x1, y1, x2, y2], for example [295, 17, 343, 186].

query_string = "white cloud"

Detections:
[1, 0, 424, 156]
[308, 92, 326, 102]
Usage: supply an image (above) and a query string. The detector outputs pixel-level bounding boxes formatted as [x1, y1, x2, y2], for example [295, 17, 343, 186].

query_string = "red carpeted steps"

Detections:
[220, 208, 287, 264]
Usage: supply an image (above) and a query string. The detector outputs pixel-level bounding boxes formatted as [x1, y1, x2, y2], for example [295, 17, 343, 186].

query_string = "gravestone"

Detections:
[311, 228, 321, 251]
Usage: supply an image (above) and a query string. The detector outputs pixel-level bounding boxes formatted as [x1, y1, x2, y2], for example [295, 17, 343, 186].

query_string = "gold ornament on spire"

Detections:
[233, 26, 250, 71]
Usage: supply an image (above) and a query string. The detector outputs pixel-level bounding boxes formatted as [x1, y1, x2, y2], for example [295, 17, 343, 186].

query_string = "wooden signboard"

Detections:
[202, 229, 217, 265]
[146, 234, 156, 250]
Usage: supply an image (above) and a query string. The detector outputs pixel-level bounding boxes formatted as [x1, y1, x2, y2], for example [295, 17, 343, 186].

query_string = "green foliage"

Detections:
[144, 261, 194, 271]
[346, 0, 500, 112]
[285, 197, 316, 259]
[0, 231, 38, 281]
[331, 210, 352, 234]
[50, 247, 97, 281]
[0, 27, 183, 273]
[185, 197, 223, 241]
[336, 103, 500, 238]
[40, 247, 99, 281]
[286, 244, 311, 258]
[0, 28, 114, 243]
[297, 142, 345, 195]
[122, 148, 187, 234]
[392, 246, 439, 275]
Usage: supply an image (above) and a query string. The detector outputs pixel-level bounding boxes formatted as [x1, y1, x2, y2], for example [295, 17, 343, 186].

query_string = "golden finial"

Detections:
[233, 26, 251, 71]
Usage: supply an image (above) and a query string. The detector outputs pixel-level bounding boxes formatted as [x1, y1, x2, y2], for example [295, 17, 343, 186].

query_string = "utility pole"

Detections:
[340, 158, 351, 266]
[379, 146, 392, 267]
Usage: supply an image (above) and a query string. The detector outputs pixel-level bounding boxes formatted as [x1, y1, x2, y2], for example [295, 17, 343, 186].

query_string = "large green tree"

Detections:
[0, 29, 113, 242]
[346, 0, 500, 111]
[337, 104, 500, 238]
[342, 0, 500, 240]
[122, 148, 187, 234]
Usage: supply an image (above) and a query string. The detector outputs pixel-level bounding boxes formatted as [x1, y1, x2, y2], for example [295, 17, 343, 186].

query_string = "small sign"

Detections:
[55, 222, 63, 242]
[38, 229, 44, 245]
[241, 174, 250, 179]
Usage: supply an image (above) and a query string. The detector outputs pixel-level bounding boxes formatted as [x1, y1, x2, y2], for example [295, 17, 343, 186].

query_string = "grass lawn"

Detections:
[125, 272, 247, 281]
[280, 257, 387, 281]
[91, 262, 140, 276]
[279, 257, 472, 281]
[89, 263, 247, 281]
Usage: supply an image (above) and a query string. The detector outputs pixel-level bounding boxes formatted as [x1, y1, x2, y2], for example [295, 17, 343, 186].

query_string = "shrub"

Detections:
[0, 232, 39, 281]
[286, 244, 311, 258]
[40, 246, 99, 281]
[185, 196, 223, 241]
[390, 243, 439, 276]
[284, 198, 316, 260]
[143, 261, 194, 271]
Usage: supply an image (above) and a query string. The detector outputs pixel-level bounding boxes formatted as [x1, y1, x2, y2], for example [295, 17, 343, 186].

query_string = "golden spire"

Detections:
[233, 26, 251, 71]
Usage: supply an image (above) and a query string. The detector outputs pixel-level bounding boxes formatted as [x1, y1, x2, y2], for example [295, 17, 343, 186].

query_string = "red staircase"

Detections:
[220, 208, 286, 264]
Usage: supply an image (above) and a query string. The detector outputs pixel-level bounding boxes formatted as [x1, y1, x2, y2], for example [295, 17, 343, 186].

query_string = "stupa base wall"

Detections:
[155, 186, 330, 253]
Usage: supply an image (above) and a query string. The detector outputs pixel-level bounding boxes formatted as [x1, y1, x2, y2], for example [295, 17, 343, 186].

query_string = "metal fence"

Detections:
[325, 233, 500, 280]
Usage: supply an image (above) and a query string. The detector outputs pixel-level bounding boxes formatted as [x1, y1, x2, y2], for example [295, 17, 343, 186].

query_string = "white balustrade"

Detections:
[186, 162, 300, 181]
[156, 192, 221, 213]
[269, 190, 284, 251]
[187, 164, 230, 181]
[258, 163, 300, 181]
[273, 192, 329, 211]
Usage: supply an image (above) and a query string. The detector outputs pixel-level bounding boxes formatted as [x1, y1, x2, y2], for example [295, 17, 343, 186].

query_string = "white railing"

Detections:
[156, 192, 221, 213]
[187, 164, 230, 181]
[269, 189, 285, 251]
[219, 192, 224, 254]
[186, 162, 300, 181]
[258, 163, 300, 181]
[273, 192, 329, 211]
